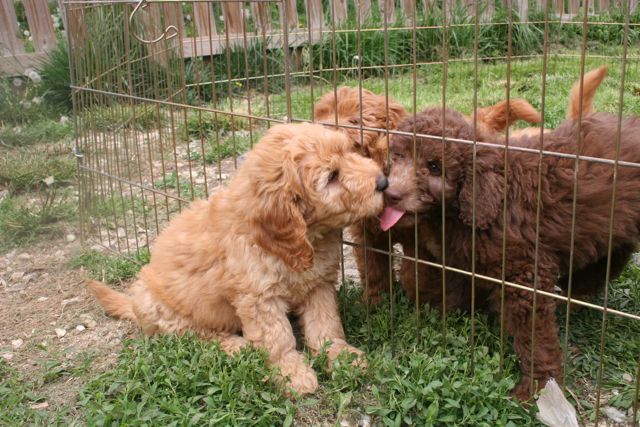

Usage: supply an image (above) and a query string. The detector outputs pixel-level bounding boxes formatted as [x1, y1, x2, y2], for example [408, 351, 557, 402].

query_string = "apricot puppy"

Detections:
[87, 123, 388, 395]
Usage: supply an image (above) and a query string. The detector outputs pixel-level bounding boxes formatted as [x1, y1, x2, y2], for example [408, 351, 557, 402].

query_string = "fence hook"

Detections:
[129, 0, 178, 45]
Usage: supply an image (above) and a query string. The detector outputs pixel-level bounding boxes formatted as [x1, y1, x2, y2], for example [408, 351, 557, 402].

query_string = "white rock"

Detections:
[622, 372, 633, 382]
[339, 420, 350, 427]
[80, 314, 97, 329]
[17, 253, 31, 260]
[76, 325, 86, 332]
[358, 415, 372, 427]
[1, 353, 13, 361]
[602, 406, 626, 423]
[37, 297, 48, 302]
[62, 297, 81, 306]
[42, 176, 55, 186]
[10, 272, 24, 282]
[55, 328, 66, 338]
[11, 339, 23, 349]
[66, 234, 76, 242]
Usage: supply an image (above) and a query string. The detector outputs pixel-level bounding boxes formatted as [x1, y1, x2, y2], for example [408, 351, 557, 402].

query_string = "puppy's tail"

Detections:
[86, 280, 137, 322]
[567, 65, 608, 119]
[477, 99, 542, 133]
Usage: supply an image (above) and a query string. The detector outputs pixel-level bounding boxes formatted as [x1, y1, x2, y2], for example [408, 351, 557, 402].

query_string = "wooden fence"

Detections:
[1, 0, 638, 75]
[0, 0, 59, 75]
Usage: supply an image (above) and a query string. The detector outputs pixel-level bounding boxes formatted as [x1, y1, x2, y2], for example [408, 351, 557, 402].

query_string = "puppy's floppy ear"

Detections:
[458, 152, 504, 230]
[251, 156, 314, 272]
[385, 99, 407, 130]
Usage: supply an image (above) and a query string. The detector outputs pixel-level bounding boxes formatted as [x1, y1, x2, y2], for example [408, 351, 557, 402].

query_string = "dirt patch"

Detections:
[0, 235, 135, 414]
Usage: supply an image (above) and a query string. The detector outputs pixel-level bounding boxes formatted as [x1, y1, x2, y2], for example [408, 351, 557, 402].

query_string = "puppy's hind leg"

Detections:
[235, 295, 318, 396]
[502, 268, 563, 402]
[297, 282, 366, 367]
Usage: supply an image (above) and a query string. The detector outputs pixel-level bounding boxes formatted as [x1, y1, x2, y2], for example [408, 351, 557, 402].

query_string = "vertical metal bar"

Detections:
[282, 0, 292, 122]
[440, 0, 449, 343]
[241, 6, 253, 147]
[468, 0, 480, 374]
[354, 0, 372, 344]
[207, 3, 223, 183]
[562, 0, 591, 390]
[411, 0, 419, 340]
[190, 1, 209, 199]
[223, 13, 237, 169]
[260, 2, 271, 127]
[594, 0, 632, 422]
[530, 0, 553, 397]
[499, 0, 514, 375]
[381, 0, 394, 353]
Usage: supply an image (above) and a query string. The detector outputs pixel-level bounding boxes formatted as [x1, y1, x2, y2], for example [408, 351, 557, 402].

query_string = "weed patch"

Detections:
[69, 249, 150, 285]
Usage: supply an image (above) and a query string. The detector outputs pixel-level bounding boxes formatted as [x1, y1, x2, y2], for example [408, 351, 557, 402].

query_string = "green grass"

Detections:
[69, 249, 150, 285]
[0, 191, 77, 252]
[70, 259, 640, 425]
[0, 119, 72, 147]
[0, 151, 76, 194]
[268, 51, 640, 129]
[0, 361, 52, 426]
[79, 337, 296, 426]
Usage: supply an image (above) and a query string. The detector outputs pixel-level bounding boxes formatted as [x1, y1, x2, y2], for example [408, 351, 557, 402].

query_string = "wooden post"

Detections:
[0, 0, 24, 56]
[306, 0, 324, 38]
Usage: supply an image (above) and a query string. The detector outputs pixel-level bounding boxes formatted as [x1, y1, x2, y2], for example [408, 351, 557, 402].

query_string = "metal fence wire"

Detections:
[64, 0, 640, 423]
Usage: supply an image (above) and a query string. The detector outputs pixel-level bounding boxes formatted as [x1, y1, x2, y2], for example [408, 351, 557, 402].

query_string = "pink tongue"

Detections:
[380, 207, 405, 231]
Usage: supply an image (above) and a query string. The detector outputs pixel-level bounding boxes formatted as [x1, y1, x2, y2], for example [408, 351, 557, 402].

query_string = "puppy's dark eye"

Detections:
[428, 160, 441, 176]
[327, 170, 339, 183]
[347, 117, 361, 125]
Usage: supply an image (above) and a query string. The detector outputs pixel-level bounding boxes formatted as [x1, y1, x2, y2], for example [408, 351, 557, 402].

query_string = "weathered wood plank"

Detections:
[181, 30, 318, 58]
[193, 2, 217, 37]
[330, 0, 348, 25]
[401, 0, 416, 23]
[0, 0, 24, 56]
[279, 0, 299, 29]
[516, 0, 529, 19]
[251, 2, 272, 32]
[358, 0, 372, 22]
[23, 0, 57, 52]
[0, 51, 47, 75]
[306, 0, 324, 32]
[378, 0, 396, 23]
[222, 3, 244, 34]
[161, 2, 185, 40]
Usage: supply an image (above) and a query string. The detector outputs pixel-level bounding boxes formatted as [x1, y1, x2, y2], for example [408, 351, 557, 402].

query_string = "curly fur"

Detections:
[313, 87, 540, 304]
[87, 123, 387, 396]
[385, 107, 640, 400]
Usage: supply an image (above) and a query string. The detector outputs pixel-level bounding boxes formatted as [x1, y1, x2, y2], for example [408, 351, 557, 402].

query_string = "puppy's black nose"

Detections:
[375, 175, 389, 192]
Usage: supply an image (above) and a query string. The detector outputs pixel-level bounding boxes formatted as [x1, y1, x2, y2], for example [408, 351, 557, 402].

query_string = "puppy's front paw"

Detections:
[285, 364, 319, 396]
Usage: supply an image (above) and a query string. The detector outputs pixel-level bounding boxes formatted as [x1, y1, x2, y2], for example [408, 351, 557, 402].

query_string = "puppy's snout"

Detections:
[375, 175, 389, 192]
[384, 187, 404, 205]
